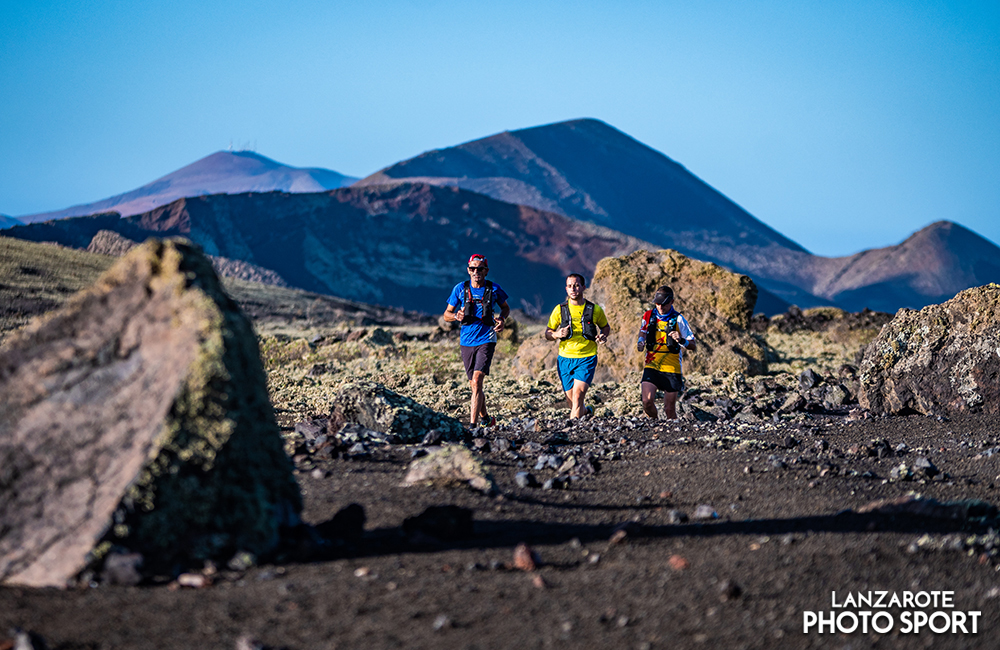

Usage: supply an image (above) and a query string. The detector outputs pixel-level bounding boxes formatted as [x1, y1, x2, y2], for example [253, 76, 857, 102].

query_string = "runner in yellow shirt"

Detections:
[545, 274, 611, 418]
[636, 286, 696, 419]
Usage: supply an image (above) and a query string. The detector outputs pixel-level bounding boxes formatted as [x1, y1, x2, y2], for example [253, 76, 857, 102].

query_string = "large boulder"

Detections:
[859, 284, 1000, 416]
[0, 239, 301, 587]
[513, 249, 766, 382]
[328, 381, 466, 442]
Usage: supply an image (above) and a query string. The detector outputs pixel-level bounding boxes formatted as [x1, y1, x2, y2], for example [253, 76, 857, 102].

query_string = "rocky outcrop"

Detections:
[87, 229, 289, 287]
[859, 284, 1000, 416]
[514, 249, 766, 381]
[86, 229, 139, 256]
[328, 381, 466, 443]
[402, 445, 496, 494]
[0, 239, 301, 587]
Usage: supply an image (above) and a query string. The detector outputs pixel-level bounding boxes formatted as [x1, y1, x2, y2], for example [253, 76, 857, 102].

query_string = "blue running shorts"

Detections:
[557, 355, 598, 392]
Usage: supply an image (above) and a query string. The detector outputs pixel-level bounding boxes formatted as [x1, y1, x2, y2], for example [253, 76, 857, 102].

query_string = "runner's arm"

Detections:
[493, 300, 511, 332]
[443, 302, 463, 323]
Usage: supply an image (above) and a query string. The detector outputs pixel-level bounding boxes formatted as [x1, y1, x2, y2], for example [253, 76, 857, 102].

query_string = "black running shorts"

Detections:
[461, 343, 496, 380]
[641, 368, 684, 393]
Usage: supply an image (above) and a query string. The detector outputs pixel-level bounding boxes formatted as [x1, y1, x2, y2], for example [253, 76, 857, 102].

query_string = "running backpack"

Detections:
[462, 280, 494, 325]
[559, 301, 598, 341]
[644, 309, 680, 353]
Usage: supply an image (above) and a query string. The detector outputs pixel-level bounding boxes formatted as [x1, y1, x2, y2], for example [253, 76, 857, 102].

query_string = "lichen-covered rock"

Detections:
[328, 381, 465, 443]
[401, 445, 496, 493]
[0, 239, 301, 587]
[513, 249, 766, 382]
[859, 284, 1000, 416]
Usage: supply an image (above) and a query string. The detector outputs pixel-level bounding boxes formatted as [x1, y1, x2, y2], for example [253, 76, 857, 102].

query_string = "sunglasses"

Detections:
[468, 266, 488, 273]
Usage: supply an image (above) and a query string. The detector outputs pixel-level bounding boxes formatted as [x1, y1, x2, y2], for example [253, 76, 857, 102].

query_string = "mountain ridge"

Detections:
[357, 118, 1000, 311]
[15, 151, 357, 224]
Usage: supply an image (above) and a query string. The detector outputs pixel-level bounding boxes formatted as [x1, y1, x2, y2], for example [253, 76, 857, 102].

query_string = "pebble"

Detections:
[668, 555, 689, 571]
[177, 573, 209, 588]
[422, 429, 443, 445]
[515, 471, 539, 488]
[542, 476, 567, 490]
[692, 505, 719, 520]
[521, 441, 544, 454]
[718, 579, 743, 601]
[513, 543, 540, 571]
[667, 510, 689, 524]
[433, 614, 452, 631]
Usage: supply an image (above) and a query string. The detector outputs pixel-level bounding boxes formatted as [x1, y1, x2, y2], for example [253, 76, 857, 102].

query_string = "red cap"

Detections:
[468, 254, 488, 267]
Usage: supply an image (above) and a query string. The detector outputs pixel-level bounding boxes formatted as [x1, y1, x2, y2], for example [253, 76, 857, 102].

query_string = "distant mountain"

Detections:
[803, 221, 1000, 312]
[357, 118, 1000, 311]
[16, 151, 357, 224]
[356, 118, 819, 301]
[0, 214, 22, 230]
[3, 184, 664, 315]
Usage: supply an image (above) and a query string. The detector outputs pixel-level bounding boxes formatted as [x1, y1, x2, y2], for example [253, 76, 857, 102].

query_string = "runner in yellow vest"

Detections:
[636, 286, 696, 419]
[545, 274, 610, 418]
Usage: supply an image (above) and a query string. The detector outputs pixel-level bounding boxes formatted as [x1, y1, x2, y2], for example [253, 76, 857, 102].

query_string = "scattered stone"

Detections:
[402, 445, 496, 494]
[514, 472, 539, 488]
[471, 438, 491, 453]
[294, 417, 328, 440]
[7, 629, 48, 650]
[176, 573, 210, 588]
[719, 579, 743, 601]
[779, 394, 806, 413]
[329, 382, 465, 444]
[535, 454, 563, 470]
[798, 369, 821, 391]
[532, 574, 549, 589]
[513, 543, 540, 571]
[542, 476, 568, 490]
[520, 441, 544, 455]
[432, 614, 452, 631]
[492, 437, 513, 452]
[422, 429, 444, 446]
[913, 456, 940, 479]
[609, 521, 642, 544]
[235, 634, 266, 650]
[889, 463, 913, 482]
[667, 510, 689, 524]
[692, 505, 719, 520]
[0, 239, 302, 588]
[668, 555, 690, 571]
[403, 505, 474, 542]
[100, 551, 144, 586]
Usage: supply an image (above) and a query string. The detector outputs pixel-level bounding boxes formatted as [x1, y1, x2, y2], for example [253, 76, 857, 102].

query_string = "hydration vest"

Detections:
[461, 280, 494, 325]
[644, 309, 680, 353]
[559, 301, 598, 341]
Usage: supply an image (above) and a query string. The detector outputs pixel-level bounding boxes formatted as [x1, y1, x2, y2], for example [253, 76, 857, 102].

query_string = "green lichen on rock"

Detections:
[859, 284, 1000, 415]
[329, 381, 466, 443]
[107, 239, 302, 564]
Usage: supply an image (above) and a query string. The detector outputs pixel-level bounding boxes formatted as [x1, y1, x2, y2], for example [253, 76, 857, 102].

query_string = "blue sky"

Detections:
[1, 0, 997, 256]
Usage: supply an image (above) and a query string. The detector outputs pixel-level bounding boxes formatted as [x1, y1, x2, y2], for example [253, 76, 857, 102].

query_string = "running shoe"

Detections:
[585, 405, 594, 417]
[479, 416, 496, 427]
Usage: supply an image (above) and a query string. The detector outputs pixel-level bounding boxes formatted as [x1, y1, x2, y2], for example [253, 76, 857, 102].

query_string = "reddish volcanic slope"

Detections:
[4, 183, 659, 315]
[17, 151, 357, 224]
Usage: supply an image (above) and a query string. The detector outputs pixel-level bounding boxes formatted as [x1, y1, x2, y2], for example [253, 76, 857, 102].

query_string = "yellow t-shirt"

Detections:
[547, 302, 609, 359]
